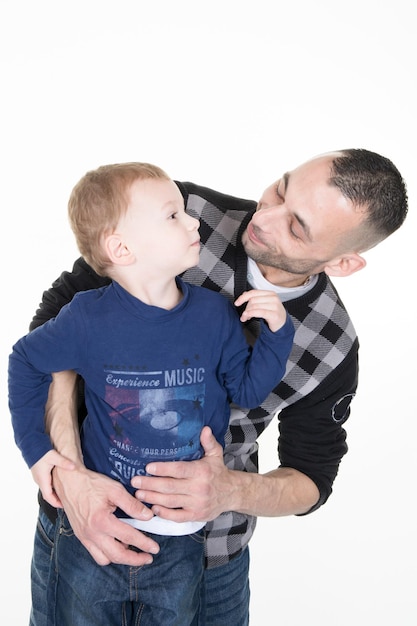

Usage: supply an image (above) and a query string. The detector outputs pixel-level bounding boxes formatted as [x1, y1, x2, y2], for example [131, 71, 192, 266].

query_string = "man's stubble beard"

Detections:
[242, 237, 326, 277]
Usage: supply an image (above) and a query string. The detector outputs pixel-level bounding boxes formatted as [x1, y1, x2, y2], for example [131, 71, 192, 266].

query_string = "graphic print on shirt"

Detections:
[104, 364, 205, 485]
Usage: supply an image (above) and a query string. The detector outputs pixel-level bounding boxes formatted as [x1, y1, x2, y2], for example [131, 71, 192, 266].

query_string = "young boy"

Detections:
[9, 162, 294, 624]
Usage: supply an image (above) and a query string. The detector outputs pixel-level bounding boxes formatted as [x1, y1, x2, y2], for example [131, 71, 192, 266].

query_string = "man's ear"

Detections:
[324, 252, 367, 278]
[104, 234, 134, 266]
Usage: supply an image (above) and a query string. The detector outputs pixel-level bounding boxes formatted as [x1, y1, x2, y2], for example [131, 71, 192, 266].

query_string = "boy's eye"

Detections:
[169, 212, 177, 220]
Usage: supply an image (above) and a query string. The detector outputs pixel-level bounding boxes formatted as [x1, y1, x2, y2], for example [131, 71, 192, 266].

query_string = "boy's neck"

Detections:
[113, 272, 183, 310]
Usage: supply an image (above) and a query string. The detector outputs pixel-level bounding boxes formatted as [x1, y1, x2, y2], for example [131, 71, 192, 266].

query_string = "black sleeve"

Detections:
[30, 257, 110, 330]
[278, 341, 359, 514]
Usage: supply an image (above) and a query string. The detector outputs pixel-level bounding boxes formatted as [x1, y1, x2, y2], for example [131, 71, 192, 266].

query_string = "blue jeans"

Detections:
[31, 508, 203, 625]
[194, 548, 250, 626]
[30, 508, 250, 625]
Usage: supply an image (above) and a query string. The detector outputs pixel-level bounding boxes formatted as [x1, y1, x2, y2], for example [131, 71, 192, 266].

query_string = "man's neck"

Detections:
[256, 262, 313, 288]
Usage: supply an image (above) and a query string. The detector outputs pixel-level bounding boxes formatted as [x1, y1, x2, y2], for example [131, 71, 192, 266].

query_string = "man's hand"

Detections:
[45, 371, 159, 567]
[132, 425, 320, 521]
[131, 427, 234, 522]
[53, 464, 160, 566]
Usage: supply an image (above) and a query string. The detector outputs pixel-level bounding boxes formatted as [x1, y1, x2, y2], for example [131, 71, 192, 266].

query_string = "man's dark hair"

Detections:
[330, 149, 408, 243]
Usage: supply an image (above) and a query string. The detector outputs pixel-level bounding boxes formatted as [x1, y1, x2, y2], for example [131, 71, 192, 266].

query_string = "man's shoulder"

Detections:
[289, 273, 357, 353]
[175, 181, 256, 214]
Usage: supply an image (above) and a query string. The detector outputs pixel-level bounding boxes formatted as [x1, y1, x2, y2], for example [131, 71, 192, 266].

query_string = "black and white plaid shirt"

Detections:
[179, 182, 358, 568]
[32, 181, 359, 570]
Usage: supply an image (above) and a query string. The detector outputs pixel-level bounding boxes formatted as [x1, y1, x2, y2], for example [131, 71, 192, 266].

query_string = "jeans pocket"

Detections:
[36, 509, 57, 549]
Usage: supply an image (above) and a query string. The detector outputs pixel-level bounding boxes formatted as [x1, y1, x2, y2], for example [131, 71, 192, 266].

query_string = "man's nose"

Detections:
[255, 202, 285, 222]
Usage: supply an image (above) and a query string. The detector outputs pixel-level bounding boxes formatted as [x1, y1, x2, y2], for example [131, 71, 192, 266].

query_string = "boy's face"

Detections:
[117, 178, 200, 278]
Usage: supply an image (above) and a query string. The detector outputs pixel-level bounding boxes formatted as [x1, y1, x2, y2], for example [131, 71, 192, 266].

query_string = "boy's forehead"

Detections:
[128, 177, 184, 208]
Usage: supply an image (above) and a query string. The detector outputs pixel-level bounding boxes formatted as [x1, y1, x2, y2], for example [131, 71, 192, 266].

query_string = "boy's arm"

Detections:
[219, 290, 294, 410]
[31, 450, 75, 509]
[235, 289, 288, 332]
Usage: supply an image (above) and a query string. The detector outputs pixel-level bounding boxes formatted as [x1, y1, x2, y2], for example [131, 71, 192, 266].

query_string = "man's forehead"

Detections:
[289, 151, 340, 179]
[284, 154, 359, 236]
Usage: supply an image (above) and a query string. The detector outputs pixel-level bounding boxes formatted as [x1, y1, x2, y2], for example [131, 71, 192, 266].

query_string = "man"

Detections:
[29, 149, 408, 625]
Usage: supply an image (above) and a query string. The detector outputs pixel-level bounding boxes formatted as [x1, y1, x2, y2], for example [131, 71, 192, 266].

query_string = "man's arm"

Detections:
[131, 426, 319, 521]
[32, 256, 355, 563]
[132, 351, 357, 522]
[30, 260, 160, 565]
[46, 371, 160, 566]
[30, 257, 109, 330]
[45, 370, 83, 463]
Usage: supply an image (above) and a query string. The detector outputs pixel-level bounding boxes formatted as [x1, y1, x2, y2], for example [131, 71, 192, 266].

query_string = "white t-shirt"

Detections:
[247, 257, 318, 302]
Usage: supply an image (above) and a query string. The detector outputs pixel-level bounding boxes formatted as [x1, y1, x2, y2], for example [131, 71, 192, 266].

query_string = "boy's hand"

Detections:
[235, 289, 287, 332]
[30, 449, 76, 508]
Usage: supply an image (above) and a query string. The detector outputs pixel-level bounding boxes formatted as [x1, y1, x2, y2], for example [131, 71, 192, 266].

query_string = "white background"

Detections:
[1, 1, 416, 624]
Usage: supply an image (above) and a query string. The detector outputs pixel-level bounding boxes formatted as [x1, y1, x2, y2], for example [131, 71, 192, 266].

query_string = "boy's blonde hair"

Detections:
[68, 162, 170, 276]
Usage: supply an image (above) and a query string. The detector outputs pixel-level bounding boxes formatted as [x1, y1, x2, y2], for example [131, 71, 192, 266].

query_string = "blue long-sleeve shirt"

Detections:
[9, 278, 294, 493]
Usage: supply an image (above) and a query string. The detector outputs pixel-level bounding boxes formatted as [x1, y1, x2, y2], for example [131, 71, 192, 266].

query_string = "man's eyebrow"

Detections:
[294, 212, 312, 241]
[285, 172, 312, 241]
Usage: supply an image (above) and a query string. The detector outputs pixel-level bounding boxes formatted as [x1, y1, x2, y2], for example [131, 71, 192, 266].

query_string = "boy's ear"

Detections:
[104, 234, 134, 266]
[324, 252, 367, 278]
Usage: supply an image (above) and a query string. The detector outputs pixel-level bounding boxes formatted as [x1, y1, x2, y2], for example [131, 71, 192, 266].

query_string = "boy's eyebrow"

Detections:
[161, 199, 184, 212]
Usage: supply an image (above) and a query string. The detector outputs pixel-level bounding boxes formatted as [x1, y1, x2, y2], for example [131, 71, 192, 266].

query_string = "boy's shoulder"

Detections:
[71, 284, 112, 306]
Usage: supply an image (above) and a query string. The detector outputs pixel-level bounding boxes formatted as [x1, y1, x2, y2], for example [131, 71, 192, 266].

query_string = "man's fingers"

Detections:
[84, 538, 155, 567]
[77, 517, 160, 566]
[200, 426, 222, 457]
[112, 521, 160, 555]
[114, 490, 154, 521]
[139, 427, 220, 482]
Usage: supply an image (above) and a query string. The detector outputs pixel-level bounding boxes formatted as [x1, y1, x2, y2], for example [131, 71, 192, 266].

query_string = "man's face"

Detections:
[242, 153, 365, 279]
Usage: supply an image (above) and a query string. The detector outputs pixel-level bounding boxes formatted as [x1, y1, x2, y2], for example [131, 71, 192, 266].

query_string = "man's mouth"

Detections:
[247, 222, 265, 246]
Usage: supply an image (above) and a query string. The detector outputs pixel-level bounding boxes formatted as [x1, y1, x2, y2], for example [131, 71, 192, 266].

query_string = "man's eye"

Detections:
[276, 185, 284, 202]
[288, 220, 300, 239]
